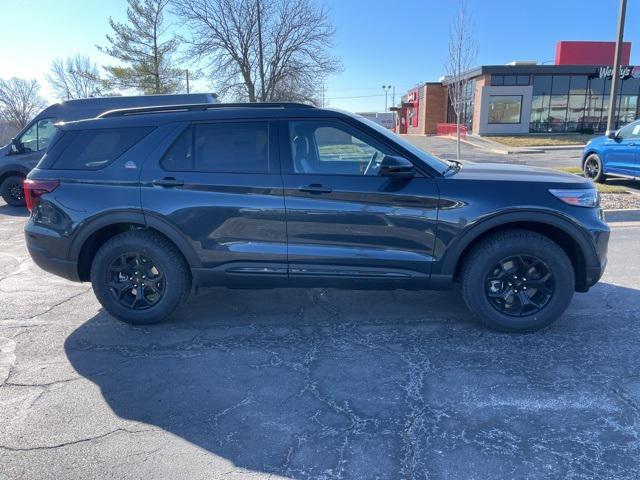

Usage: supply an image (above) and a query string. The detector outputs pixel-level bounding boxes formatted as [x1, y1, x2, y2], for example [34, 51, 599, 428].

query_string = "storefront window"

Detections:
[488, 95, 522, 124]
[551, 76, 570, 95]
[533, 76, 552, 95]
[569, 76, 588, 95]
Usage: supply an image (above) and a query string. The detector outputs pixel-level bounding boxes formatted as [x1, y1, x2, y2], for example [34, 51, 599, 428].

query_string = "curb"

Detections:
[604, 208, 640, 223]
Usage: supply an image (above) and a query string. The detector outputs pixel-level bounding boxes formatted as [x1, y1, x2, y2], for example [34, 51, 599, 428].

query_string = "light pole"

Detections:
[382, 85, 392, 111]
[606, 0, 628, 135]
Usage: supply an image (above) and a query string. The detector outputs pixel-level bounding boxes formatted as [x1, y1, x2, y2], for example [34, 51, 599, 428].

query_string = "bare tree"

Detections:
[0, 78, 46, 129]
[443, 0, 478, 161]
[98, 0, 184, 94]
[171, 0, 341, 103]
[47, 55, 104, 100]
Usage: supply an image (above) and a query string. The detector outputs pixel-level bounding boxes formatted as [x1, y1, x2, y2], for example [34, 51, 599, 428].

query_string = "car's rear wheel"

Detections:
[583, 154, 606, 183]
[91, 230, 191, 325]
[461, 230, 575, 332]
[0, 175, 26, 207]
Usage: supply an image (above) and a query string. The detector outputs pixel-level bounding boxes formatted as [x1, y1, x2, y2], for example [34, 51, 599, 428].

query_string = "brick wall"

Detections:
[423, 84, 447, 135]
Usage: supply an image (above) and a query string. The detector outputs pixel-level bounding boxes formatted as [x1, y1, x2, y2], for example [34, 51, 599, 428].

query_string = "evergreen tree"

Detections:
[98, 0, 183, 94]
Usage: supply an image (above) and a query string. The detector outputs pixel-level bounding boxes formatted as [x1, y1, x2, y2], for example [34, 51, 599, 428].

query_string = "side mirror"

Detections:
[379, 155, 414, 177]
[10, 138, 23, 155]
[606, 129, 618, 140]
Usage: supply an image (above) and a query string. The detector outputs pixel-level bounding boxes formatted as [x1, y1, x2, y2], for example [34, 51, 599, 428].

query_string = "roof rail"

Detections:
[98, 102, 314, 118]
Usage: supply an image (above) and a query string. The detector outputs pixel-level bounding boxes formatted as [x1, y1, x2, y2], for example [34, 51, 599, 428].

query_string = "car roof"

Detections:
[57, 103, 357, 130]
[37, 93, 219, 123]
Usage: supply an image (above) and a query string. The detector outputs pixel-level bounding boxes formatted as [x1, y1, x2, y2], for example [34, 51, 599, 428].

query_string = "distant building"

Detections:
[394, 40, 639, 136]
[355, 111, 394, 129]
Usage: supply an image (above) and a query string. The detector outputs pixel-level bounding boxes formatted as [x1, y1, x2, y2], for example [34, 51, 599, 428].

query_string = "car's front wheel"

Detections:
[583, 154, 606, 183]
[0, 175, 26, 207]
[461, 230, 575, 332]
[91, 230, 191, 325]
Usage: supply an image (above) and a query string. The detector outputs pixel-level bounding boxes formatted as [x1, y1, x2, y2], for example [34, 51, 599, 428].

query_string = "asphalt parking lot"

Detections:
[1, 198, 640, 479]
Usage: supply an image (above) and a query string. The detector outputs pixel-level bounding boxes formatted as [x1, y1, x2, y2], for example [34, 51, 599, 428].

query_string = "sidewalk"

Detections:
[458, 135, 586, 155]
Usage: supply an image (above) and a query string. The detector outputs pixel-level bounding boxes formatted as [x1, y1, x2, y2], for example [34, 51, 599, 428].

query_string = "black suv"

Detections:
[24, 103, 609, 332]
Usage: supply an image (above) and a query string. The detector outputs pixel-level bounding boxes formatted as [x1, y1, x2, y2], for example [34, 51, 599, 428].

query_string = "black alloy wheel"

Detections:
[107, 252, 165, 310]
[485, 254, 554, 317]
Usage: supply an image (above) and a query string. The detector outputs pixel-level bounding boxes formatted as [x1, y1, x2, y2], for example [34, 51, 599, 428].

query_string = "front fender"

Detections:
[434, 208, 601, 279]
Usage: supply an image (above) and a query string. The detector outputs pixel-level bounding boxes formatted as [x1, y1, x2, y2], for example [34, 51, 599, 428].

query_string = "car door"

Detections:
[279, 118, 439, 289]
[604, 122, 640, 177]
[140, 119, 288, 287]
[8, 117, 57, 167]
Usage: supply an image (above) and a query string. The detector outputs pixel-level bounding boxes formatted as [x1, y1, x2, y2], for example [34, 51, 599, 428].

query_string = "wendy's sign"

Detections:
[597, 66, 640, 79]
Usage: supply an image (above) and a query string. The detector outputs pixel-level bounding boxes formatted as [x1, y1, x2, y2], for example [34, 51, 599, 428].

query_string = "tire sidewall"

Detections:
[463, 235, 574, 332]
[91, 234, 187, 325]
[1, 175, 26, 207]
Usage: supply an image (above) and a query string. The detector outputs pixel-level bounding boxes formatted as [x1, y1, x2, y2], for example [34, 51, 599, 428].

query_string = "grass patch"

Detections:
[594, 183, 629, 194]
[554, 167, 629, 193]
[487, 134, 597, 147]
[557, 166, 583, 175]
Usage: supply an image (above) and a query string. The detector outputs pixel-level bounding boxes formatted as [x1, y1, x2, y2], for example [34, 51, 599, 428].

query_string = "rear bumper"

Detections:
[25, 223, 80, 282]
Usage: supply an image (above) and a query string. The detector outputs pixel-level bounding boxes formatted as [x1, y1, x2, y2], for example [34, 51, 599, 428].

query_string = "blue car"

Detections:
[582, 119, 640, 183]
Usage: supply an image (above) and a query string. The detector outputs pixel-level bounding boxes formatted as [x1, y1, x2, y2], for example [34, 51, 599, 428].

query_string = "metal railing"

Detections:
[436, 123, 468, 138]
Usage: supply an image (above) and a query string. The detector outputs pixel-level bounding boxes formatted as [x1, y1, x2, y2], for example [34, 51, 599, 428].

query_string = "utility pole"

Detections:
[606, 0, 627, 135]
[185, 69, 190, 94]
[321, 84, 327, 107]
[382, 85, 392, 111]
[257, 0, 266, 102]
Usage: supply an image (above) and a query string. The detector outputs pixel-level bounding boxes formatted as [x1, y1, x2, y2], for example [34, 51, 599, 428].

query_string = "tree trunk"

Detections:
[456, 112, 461, 161]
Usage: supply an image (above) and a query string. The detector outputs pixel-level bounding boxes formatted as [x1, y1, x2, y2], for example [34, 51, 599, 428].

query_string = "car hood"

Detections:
[0, 143, 10, 157]
[450, 162, 592, 186]
[584, 135, 607, 149]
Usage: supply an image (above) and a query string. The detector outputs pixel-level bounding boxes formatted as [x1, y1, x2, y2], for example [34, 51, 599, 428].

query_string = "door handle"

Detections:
[298, 183, 332, 194]
[152, 177, 184, 188]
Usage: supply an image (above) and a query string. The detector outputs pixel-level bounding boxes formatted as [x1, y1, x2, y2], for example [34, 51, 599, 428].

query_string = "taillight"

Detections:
[23, 179, 60, 212]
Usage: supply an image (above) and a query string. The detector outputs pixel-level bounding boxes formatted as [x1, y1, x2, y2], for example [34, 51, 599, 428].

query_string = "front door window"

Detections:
[288, 120, 392, 176]
[18, 118, 56, 153]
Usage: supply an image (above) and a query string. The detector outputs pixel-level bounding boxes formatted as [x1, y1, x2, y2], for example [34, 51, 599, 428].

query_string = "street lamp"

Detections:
[606, 0, 628, 135]
[382, 85, 392, 111]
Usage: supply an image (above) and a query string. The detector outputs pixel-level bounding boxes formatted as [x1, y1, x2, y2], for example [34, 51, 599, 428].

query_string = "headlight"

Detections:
[549, 188, 599, 208]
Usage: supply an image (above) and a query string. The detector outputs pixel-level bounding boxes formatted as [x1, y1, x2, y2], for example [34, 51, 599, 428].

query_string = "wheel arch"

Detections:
[0, 165, 30, 184]
[441, 211, 598, 292]
[70, 211, 201, 282]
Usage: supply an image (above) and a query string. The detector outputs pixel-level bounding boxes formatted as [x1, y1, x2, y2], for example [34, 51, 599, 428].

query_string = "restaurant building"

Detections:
[395, 41, 640, 136]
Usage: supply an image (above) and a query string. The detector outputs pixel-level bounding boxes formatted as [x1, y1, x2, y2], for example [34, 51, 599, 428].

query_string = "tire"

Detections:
[583, 154, 606, 183]
[0, 175, 26, 207]
[461, 230, 575, 333]
[90, 230, 191, 325]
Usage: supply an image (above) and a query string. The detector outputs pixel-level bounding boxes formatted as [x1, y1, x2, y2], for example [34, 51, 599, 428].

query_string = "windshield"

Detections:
[352, 113, 452, 174]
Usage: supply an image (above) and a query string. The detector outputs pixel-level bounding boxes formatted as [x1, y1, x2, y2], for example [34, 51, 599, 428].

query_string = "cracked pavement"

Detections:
[1, 200, 640, 479]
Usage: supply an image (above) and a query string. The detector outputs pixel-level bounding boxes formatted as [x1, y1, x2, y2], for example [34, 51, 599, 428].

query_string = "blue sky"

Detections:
[0, 0, 638, 112]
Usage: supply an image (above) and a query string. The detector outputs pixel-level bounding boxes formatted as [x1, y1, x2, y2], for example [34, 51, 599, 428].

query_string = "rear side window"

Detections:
[162, 122, 269, 174]
[51, 127, 153, 170]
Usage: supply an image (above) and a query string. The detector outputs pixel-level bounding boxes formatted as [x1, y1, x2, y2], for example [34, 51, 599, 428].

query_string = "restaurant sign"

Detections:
[597, 66, 640, 79]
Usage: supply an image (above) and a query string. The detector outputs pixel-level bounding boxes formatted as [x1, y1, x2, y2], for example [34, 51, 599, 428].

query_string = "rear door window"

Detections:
[51, 127, 154, 170]
[161, 122, 269, 174]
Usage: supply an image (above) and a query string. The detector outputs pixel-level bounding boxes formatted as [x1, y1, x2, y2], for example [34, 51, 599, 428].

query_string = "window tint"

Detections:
[289, 121, 392, 175]
[52, 127, 153, 170]
[162, 122, 269, 174]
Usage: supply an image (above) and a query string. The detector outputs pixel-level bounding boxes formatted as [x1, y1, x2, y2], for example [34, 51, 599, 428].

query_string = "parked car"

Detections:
[0, 93, 218, 206]
[582, 119, 640, 183]
[24, 103, 609, 332]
